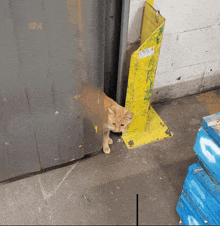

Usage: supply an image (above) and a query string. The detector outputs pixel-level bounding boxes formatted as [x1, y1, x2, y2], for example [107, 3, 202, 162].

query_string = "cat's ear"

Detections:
[126, 114, 133, 119]
[108, 108, 114, 114]
[126, 111, 133, 119]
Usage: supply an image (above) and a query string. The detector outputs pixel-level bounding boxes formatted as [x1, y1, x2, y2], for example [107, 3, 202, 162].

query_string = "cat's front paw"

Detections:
[108, 138, 113, 144]
[103, 147, 111, 154]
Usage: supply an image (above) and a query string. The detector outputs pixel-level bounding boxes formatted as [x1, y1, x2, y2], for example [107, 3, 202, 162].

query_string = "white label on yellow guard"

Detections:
[138, 47, 155, 59]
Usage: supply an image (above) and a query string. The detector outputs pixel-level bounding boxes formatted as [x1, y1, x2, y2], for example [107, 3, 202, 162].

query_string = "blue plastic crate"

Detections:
[193, 127, 220, 183]
[182, 163, 220, 224]
[202, 113, 220, 145]
[176, 113, 220, 225]
[176, 193, 209, 225]
[192, 162, 220, 205]
[197, 155, 220, 185]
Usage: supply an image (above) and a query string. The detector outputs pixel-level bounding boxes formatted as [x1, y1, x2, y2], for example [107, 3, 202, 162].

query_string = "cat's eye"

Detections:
[113, 123, 116, 125]
[121, 124, 124, 126]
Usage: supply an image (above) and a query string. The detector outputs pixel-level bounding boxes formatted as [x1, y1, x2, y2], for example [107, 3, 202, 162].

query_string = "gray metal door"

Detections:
[0, 0, 119, 181]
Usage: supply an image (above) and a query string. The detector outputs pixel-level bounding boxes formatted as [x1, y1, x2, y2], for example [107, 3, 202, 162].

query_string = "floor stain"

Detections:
[196, 92, 220, 114]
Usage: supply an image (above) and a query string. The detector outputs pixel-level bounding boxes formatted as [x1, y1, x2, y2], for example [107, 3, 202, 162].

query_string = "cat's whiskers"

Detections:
[103, 123, 113, 130]
[122, 128, 136, 134]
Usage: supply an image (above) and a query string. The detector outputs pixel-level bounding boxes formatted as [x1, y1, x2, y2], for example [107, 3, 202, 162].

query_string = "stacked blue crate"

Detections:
[176, 113, 220, 225]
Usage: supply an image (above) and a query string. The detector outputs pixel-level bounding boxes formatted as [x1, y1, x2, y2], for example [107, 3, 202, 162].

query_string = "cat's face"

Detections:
[108, 105, 133, 133]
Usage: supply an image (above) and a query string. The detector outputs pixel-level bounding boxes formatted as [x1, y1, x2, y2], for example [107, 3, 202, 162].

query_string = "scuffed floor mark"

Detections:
[28, 22, 42, 30]
[38, 176, 48, 201]
[38, 162, 78, 201]
[196, 92, 220, 114]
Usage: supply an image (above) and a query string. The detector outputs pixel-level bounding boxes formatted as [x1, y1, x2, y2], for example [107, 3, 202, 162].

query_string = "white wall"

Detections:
[127, 0, 220, 103]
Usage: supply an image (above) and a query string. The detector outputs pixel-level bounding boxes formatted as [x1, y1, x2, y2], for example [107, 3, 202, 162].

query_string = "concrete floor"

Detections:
[1, 88, 220, 225]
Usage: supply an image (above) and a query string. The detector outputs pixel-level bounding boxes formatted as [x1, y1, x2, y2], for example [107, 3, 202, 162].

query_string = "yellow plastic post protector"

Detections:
[122, 1, 173, 149]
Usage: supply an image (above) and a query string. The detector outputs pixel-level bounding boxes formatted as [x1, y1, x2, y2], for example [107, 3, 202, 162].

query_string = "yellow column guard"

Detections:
[147, 0, 154, 7]
[122, 2, 173, 149]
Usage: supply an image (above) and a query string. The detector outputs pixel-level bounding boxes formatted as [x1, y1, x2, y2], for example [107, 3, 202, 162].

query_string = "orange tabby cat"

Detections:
[71, 82, 133, 154]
